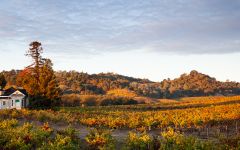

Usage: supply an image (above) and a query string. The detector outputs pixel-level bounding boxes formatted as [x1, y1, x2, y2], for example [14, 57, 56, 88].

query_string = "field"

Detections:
[0, 96, 240, 149]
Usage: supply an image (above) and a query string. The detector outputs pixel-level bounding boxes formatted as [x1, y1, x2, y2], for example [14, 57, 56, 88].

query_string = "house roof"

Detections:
[0, 97, 10, 99]
[0, 87, 28, 96]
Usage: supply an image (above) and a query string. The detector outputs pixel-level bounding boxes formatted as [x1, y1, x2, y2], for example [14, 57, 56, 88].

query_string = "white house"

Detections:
[0, 87, 28, 109]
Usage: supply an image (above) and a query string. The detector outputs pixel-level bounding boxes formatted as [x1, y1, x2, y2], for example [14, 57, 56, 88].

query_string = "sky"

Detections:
[0, 0, 240, 82]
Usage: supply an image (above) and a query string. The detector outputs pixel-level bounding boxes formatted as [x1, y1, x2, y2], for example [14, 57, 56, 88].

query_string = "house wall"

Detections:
[0, 99, 11, 109]
[11, 95, 25, 109]
[0, 96, 25, 109]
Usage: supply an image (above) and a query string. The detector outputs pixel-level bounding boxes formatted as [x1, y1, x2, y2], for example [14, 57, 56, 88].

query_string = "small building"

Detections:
[0, 87, 28, 109]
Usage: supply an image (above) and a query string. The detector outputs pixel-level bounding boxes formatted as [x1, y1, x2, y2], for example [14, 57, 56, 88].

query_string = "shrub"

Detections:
[40, 134, 79, 150]
[0, 120, 81, 149]
[85, 128, 115, 150]
[124, 131, 153, 150]
[61, 94, 81, 107]
[0, 121, 50, 149]
[0, 119, 18, 129]
[60, 94, 139, 106]
[218, 135, 240, 149]
[80, 95, 98, 106]
[159, 127, 216, 150]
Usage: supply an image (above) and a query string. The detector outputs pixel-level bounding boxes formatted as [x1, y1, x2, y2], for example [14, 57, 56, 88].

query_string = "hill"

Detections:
[160, 70, 240, 98]
[1, 70, 240, 99]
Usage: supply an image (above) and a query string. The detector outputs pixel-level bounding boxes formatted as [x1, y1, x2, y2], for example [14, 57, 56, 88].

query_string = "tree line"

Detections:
[1, 69, 240, 99]
[56, 70, 240, 98]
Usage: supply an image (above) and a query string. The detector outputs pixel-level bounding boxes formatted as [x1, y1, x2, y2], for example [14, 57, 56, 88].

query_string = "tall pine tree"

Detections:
[17, 41, 60, 107]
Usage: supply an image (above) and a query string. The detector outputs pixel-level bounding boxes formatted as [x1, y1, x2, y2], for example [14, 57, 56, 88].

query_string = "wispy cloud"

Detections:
[0, 0, 240, 55]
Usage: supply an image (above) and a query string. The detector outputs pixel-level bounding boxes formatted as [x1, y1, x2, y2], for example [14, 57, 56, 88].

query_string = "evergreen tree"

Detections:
[26, 41, 44, 68]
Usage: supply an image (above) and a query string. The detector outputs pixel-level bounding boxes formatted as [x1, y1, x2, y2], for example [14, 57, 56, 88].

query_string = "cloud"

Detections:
[0, 0, 240, 55]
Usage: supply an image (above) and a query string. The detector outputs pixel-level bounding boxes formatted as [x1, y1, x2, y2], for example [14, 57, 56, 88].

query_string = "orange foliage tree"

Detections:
[17, 41, 60, 107]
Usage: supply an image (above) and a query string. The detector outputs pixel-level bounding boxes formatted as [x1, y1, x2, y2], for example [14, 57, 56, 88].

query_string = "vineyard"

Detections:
[0, 96, 240, 149]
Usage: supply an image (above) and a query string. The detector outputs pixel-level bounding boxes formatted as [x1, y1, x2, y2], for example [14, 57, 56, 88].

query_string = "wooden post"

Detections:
[236, 121, 238, 135]
[198, 128, 201, 136]
[226, 125, 228, 137]
[149, 126, 151, 131]
[207, 127, 209, 139]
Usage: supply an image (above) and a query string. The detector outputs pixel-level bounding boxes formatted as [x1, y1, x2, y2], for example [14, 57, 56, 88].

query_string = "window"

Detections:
[2, 101, 6, 105]
[12, 100, 13, 106]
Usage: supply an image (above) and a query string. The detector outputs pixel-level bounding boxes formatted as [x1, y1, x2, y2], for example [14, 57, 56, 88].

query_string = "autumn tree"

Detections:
[0, 73, 7, 90]
[17, 41, 60, 107]
[39, 59, 60, 100]
[17, 68, 37, 95]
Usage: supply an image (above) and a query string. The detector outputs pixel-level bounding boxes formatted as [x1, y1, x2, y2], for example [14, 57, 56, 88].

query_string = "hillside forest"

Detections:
[1, 69, 240, 99]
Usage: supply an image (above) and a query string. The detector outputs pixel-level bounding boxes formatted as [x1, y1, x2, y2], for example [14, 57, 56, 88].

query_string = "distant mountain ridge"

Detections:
[1, 70, 240, 98]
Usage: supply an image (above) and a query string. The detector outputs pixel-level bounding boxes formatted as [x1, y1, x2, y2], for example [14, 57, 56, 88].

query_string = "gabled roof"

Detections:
[17, 89, 28, 96]
[1, 87, 28, 96]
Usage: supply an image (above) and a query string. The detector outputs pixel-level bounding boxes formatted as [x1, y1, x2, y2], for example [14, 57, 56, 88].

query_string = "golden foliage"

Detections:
[107, 88, 137, 97]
